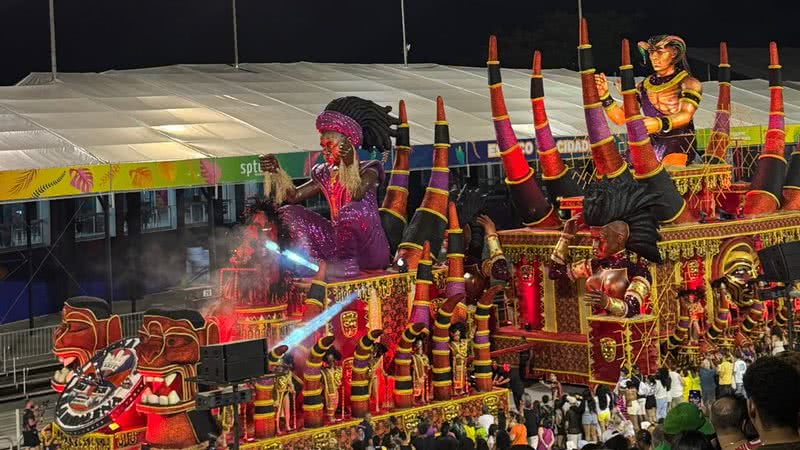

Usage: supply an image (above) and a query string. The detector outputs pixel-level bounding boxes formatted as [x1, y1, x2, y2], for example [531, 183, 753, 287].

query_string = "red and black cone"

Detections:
[704, 42, 732, 164]
[531, 50, 583, 201]
[394, 97, 450, 269]
[488, 36, 560, 227]
[579, 19, 631, 181]
[380, 100, 411, 252]
[744, 42, 787, 216]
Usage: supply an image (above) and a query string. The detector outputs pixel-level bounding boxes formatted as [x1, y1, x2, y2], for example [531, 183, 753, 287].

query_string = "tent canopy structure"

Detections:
[0, 62, 798, 204]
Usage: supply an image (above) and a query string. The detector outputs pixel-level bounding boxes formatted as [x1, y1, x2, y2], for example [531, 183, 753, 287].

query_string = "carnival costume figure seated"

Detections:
[260, 97, 399, 279]
[596, 35, 702, 166]
[550, 178, 663, 318]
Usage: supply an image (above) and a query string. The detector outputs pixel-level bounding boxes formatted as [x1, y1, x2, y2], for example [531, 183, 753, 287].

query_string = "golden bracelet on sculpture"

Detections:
[485, 234, 504, 258]
[626, 276, 651, 302]
[605, 297, 628, 317]
[550, 233, 574, 265]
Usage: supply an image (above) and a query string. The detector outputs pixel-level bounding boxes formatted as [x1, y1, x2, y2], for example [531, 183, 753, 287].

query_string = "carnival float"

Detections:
[42, 17, 798, 450]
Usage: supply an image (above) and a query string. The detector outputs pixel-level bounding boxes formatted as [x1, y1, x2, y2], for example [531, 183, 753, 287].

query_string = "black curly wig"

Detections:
[582, 178, 663, 263]
[323, 96, 400, 152]
[242, 196, 292, 250]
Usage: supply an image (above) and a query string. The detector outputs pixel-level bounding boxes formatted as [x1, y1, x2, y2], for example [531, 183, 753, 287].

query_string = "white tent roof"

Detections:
[3, 62, 798, 172]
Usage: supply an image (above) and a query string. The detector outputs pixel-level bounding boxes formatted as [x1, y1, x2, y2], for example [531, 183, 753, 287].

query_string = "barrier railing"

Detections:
[0, 311, 144, 368]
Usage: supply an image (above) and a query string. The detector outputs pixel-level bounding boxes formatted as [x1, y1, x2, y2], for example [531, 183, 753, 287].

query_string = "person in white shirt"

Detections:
[478, 405, 495, 434]
[654, 368, 671, 421]
[733, 351, 748, 397]
[668, 366, 684, 409]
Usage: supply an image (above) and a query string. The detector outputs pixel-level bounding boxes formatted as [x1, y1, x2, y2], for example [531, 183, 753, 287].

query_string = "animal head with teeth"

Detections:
[52, 297, 122, 392]
[135, 309, 219, 413]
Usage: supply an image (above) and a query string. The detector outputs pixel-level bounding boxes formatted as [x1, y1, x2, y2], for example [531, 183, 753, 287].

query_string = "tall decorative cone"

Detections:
[393, 323, 429, 409]
[446, 202, 468, 323]
[432, 294, 463, 401]
[531, 50, 583, 201]
[303, 336, 335, 428]
[488, 36, 560, 227]
[409, 241, 434, 330]
[381, 100, 411, 252]
[620, 39, 694, 224]
[394, 97, 450, 269]
[254, 345, 288, 438]
[704, 43, 732, 164]
[350, 329, 383, 418]
[744, 42, 787, 215]
[579, 19, 631, 181]
[474, 285, 503, 391]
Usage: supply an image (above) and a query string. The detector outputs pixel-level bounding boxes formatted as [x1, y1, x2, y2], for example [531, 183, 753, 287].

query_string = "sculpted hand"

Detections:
[595, 73, 609, 98]
[259, 154, 280, 173]
[562, 213, 581, 236]
[476, 214, 497, 235]
[584, 291, 608, 308]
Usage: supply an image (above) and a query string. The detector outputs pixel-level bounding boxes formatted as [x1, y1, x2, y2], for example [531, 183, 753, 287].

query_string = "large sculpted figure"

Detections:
[259, 97, 399, 278]
[135, 309, 220, 448]
[52, 296, 122, 392]
[550, 178, 662, 318]
[596, 35, 702, 166]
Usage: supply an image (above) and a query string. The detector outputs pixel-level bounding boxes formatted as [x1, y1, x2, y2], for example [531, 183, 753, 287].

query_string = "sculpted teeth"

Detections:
[168, 391, 180, 405]
[164, 373, 177, 386]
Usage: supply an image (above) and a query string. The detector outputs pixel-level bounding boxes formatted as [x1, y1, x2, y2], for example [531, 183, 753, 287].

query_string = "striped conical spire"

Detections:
[531, 50, 583, 201]
[394, 97, 450, 269]
[744, 42, 787, 216]
[620, 38, 694, 224]
[380, 100, 411, 253]
[445, 202, 465, 298]
[446, 201, 468, 324]
[579, 19, 631, 181]
[488, 36, 560, 227]
[704, 42, 731, 164]
[409, 241, 434, 328]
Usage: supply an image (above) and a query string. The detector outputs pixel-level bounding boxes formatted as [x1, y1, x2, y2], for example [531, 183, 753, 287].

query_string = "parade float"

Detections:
[490, 21, 799, 386]
[45, 96, 510, 450]
[41, 18, 798, 450]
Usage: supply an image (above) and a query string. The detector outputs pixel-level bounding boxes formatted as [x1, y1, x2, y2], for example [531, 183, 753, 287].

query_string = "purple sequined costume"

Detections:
[638, 75, 697, 163]
[278, 160, 390, 278]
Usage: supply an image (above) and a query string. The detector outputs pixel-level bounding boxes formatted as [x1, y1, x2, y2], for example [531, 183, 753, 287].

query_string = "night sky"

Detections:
[0, 0, 798, 86]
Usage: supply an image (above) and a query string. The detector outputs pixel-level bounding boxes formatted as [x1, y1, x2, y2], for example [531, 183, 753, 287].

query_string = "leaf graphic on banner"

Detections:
[31, 171, 66, 198]
[96, 165, 120, 189]
[68, 168, 94, 193]
[129, 167, 153, 188]
[158, 161, 177, 182]
[9, 170, 38, 195]
[200, 160, 221, 184]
